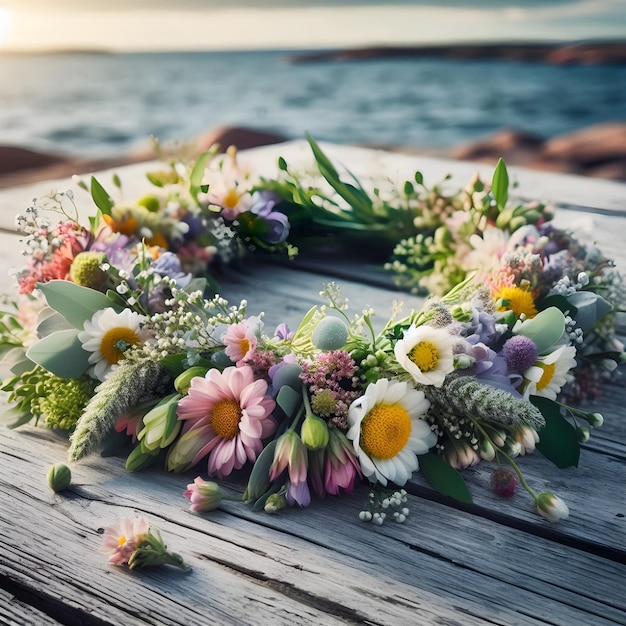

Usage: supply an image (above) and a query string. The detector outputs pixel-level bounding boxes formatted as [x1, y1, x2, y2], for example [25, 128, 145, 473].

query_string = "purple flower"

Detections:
[503, 335, 538, 373]
[151, 252, 192, 287]
[250, 193, 290, 244]
[274, 322, 293, 341]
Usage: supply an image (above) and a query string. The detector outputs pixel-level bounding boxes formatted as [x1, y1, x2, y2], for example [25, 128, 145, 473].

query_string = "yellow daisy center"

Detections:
[495, 286, 538, 318]
[360, 403, 411, 460]
[211, 398, 242, 440]
[239, 338, 251, 356]
[117, 534, 127, 547]
[100, 327, 141, 364]
[223, 189, 240, 209]
[408, 341, 439, 372]
[536, 362, 556, 391]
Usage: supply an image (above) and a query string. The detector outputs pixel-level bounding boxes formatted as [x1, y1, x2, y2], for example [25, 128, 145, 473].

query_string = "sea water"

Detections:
[0, 49, 624, 158]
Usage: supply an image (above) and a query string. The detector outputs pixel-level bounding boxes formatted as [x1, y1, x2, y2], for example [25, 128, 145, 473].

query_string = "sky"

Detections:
[0, 0, 624, 52]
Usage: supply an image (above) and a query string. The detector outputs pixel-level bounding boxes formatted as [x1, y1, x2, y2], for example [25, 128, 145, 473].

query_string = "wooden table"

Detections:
[1, 143, 625, 625]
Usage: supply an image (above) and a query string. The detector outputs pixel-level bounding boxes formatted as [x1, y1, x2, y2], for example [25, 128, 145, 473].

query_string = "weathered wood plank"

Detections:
[1, 427, 537, 626]
[0, 424, 623, 626]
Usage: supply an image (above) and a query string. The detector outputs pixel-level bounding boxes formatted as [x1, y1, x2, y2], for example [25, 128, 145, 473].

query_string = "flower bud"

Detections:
[490, 467, 517, 498]
[576, 426, 590, 443]
[535, 492, 569, 522]
[47, 463, 72, 492]
[311, 317, 348, 351]
[264, 493, 286, 513]
[588, 412, 604, 428]
[174, 366, 210, 394]
[514, 426, 539, 455]
[479, 438, 496, 461]
[184, 477, 223, 512]
[300, 413, 329, 450]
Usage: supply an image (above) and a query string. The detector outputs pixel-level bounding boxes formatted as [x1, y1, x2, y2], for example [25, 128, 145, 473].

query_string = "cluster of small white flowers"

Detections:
[564, 314, 584, 345]
[208, 217, 238, 262]
[359, 489, 410, 525]
[549, 271, 590, 297]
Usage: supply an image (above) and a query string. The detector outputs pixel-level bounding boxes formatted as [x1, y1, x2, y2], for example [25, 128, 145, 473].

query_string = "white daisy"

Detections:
[463, 226, 510, 273]
[394, 324, 456, 387]
[523, 344, 577, 400]
[346, 378, 436, 487]
[78, 307, 148, 381]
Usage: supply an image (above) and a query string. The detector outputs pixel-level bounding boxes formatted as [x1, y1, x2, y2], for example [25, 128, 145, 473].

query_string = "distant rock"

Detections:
[289, 41, 626, 66]
[450, 123, 626, 181]
[0, 126, 288, 189]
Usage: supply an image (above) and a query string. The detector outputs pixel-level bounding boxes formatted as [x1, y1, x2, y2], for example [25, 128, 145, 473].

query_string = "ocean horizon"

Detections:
[1, 48, 624, 159]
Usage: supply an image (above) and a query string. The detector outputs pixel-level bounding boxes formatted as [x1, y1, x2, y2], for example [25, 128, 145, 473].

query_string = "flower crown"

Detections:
[1, 136, 624, 548]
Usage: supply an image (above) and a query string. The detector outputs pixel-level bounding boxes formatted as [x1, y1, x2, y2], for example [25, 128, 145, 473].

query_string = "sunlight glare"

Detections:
[0, 8, 12, 47]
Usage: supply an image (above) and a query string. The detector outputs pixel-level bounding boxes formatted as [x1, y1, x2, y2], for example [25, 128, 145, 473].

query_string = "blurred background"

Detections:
[0, 0, 625, 183]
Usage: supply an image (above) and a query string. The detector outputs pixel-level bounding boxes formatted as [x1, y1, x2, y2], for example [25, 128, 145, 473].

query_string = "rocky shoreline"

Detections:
[0, 122, 625, 189]
[288, 41, 626, 65]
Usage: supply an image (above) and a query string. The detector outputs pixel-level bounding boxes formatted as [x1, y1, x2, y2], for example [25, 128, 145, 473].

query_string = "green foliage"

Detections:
[491, 157, 509, 211]
[25, 329, 90, 379]
[532, 397, 580, 469]
[418, 452, 473, 504]
[37, 280, 120, 329]
[90, 176, 114, 216]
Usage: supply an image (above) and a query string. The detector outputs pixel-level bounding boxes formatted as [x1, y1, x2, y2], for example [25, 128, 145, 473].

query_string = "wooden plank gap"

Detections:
[200, 553, 376, 626]
[0, 574, 115, 626]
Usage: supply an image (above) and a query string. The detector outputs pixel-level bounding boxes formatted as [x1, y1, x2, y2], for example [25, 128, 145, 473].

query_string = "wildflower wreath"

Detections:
[2, 136, 624, 567]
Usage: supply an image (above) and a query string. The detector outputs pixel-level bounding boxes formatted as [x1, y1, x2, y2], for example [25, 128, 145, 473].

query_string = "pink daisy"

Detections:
[100, 517, 150, 566]
[176, 365, 276, 479]
[223, 320, 258, 366]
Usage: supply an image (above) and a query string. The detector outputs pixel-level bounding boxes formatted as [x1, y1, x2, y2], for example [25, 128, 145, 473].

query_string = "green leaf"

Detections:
[90, 177, 114, 216]
[538, 294, 578, 316]
[491, 157, 509, 210]
[276, 385, 302, 419]
[531, 396, 580, 468]
[112, 173, 122, 189]
[414, 171, 424, 186]
[567, 291, 613, 330]
[277, 156, 287, 171]
[514, 307, 565, 355]
[25, 329, 90, 378]
[36, 311, 74, 338]
[38, 280, 118, 329]
[403, 180, 414, 196]
[189, 150, 213, 203]
[418, 452, 473, 504]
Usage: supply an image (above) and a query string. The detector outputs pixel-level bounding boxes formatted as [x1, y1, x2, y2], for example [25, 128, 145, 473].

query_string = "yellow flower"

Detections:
[494, 285, 538, 319]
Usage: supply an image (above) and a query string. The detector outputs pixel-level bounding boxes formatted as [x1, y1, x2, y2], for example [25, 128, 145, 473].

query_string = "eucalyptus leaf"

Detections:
[36, 311, 74, 338]
[276, 385, 302, 419]
[38, 280, 119, 329]
[491, 158, 509, 211]
[567, 291, 613, 330]
[25, 329, 90, 378]
[515, 307, 565, 355]
[531, 396, 580, 468]
[418, 452, 473, 503]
